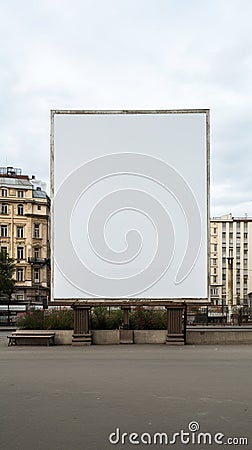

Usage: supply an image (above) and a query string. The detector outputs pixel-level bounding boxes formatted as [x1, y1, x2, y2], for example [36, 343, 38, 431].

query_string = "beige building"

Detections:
[210, 214, 252, 307]
[0, 167, 50, 303]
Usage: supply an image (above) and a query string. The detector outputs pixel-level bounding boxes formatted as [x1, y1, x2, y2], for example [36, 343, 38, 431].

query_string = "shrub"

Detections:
[16, 306, 167, 330]
[44, 309, 73, 330]
[130, 307, 166, 330]
[16, 309, 45, 329]
[91, 306, 166, 330]
[91, 307, 123, 330]
[16, 308, 74, 330]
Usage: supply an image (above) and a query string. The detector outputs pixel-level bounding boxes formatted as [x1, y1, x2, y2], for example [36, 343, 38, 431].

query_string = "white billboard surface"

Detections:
[51, 110, 209, 299]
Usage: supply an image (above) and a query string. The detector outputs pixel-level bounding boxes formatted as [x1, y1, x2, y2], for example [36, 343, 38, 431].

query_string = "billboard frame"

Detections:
[50, 109, 210, 304]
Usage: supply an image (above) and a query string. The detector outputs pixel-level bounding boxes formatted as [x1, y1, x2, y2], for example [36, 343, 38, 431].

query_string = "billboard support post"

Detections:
[72, 304, 92, 345]
[121, 306, 131, 330]
[166, 304, 185, 345]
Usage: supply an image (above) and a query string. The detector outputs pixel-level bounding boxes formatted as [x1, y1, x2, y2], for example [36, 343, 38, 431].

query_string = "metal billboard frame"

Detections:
[50, 109, 210, 305]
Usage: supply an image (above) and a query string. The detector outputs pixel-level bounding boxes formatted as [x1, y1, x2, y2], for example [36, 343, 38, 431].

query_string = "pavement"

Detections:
[0, 331, 252, 450]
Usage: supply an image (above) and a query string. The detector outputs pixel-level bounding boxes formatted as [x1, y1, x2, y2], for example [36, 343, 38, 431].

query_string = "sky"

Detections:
[0, 0, 252, 218]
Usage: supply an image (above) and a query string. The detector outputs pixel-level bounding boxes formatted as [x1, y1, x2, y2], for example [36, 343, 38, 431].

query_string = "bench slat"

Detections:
[11, 332, 55, 336]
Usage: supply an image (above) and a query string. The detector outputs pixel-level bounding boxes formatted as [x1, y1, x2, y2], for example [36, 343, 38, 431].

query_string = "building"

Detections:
[210, 214, 252, 308]
[0, 167, 50, 303]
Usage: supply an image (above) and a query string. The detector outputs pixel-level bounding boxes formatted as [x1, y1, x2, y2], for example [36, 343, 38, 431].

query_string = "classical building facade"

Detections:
[0, 167, 50, 303]
[210, 214, 252, 307]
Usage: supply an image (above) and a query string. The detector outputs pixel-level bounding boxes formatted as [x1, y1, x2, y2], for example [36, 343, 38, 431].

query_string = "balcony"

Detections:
[28, 257, 49, 266]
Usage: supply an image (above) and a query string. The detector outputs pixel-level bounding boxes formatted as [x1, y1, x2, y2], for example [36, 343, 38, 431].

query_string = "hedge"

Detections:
[16, 306, 167, 330]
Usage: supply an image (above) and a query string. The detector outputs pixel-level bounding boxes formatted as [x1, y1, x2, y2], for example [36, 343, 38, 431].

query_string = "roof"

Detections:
[0, 177, 32, 189]
[32, 189, 47, 199]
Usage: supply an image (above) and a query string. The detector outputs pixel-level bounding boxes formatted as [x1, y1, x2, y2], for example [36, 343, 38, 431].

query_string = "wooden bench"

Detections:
[7, 332, 55, 347]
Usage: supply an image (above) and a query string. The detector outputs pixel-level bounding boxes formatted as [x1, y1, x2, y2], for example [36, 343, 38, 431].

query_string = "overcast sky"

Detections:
[1, 0, 252, 218]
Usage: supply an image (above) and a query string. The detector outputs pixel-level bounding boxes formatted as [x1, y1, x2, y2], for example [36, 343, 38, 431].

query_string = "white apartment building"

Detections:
[210, 214, 252, 307]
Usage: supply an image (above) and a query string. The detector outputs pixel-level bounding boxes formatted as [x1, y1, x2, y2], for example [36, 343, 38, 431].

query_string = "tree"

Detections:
[0, 250, 16, 301]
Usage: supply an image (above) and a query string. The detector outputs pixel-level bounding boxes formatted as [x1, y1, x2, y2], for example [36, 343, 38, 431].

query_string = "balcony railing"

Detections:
[28, 257, 49, 266]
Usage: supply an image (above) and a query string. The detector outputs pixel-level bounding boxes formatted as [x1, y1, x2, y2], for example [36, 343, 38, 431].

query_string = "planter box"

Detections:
[92, 330, 120, 345]
[134, 330, 167, 344]
[187, 328, 252, 345]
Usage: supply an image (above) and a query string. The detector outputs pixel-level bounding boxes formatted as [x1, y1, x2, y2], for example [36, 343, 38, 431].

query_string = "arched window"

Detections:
[18, 204, 24, 215]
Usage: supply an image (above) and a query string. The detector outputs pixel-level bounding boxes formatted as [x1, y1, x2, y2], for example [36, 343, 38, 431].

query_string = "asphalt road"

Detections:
[0, 332, 251, 450]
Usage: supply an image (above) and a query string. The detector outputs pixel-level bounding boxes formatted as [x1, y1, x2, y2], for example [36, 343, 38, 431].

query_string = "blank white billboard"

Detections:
[51, 110, 209, 300]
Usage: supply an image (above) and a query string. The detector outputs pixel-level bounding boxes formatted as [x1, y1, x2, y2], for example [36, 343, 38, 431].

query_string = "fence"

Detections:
[187, 305, 252, 326]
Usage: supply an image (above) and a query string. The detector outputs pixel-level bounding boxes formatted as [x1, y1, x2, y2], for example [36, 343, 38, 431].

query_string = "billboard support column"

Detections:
[72, 304, 92, 345]
[166, 305, 185, 345]
[121, 306, 131, 330]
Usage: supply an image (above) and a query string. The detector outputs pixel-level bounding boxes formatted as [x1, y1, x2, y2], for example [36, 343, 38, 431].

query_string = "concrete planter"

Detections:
[134, 330, 167, 344]
[16, 328, 252, 345]
[93, 330, 168, 345]
[187, 328, 252, 345]
[53, 330, 73, 345]
[92, 330, 120, 345]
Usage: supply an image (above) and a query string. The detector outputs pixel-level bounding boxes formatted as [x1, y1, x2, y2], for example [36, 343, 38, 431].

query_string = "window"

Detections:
[213, 244, 217, 252]
[1, 203, 8, 214]
[34, 224, 40, 238]
[16, 294, 24, 300]
[213, 227, 217, 234]
[244, 222, 248, 232]
[213, 275, 217, 283]
[236, 221, 240, 231]
[34, 268, 40, 283]
[1, 246, 7, 256]
[34, 248, 40, 259]
[211, 287, 218, 296]
[1, 189, 7, 197]
[1, 225, 8, 237]
[212, 258, 217, 266]
[17, 247, 24, 260]
[37, 205, 41, 210]
[17, 268, 24, 282]
[17, 226, 24, 238]
[244, 232, 248, 239]
[17, 204, 24, 215]
[18, 190, 24, 198]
